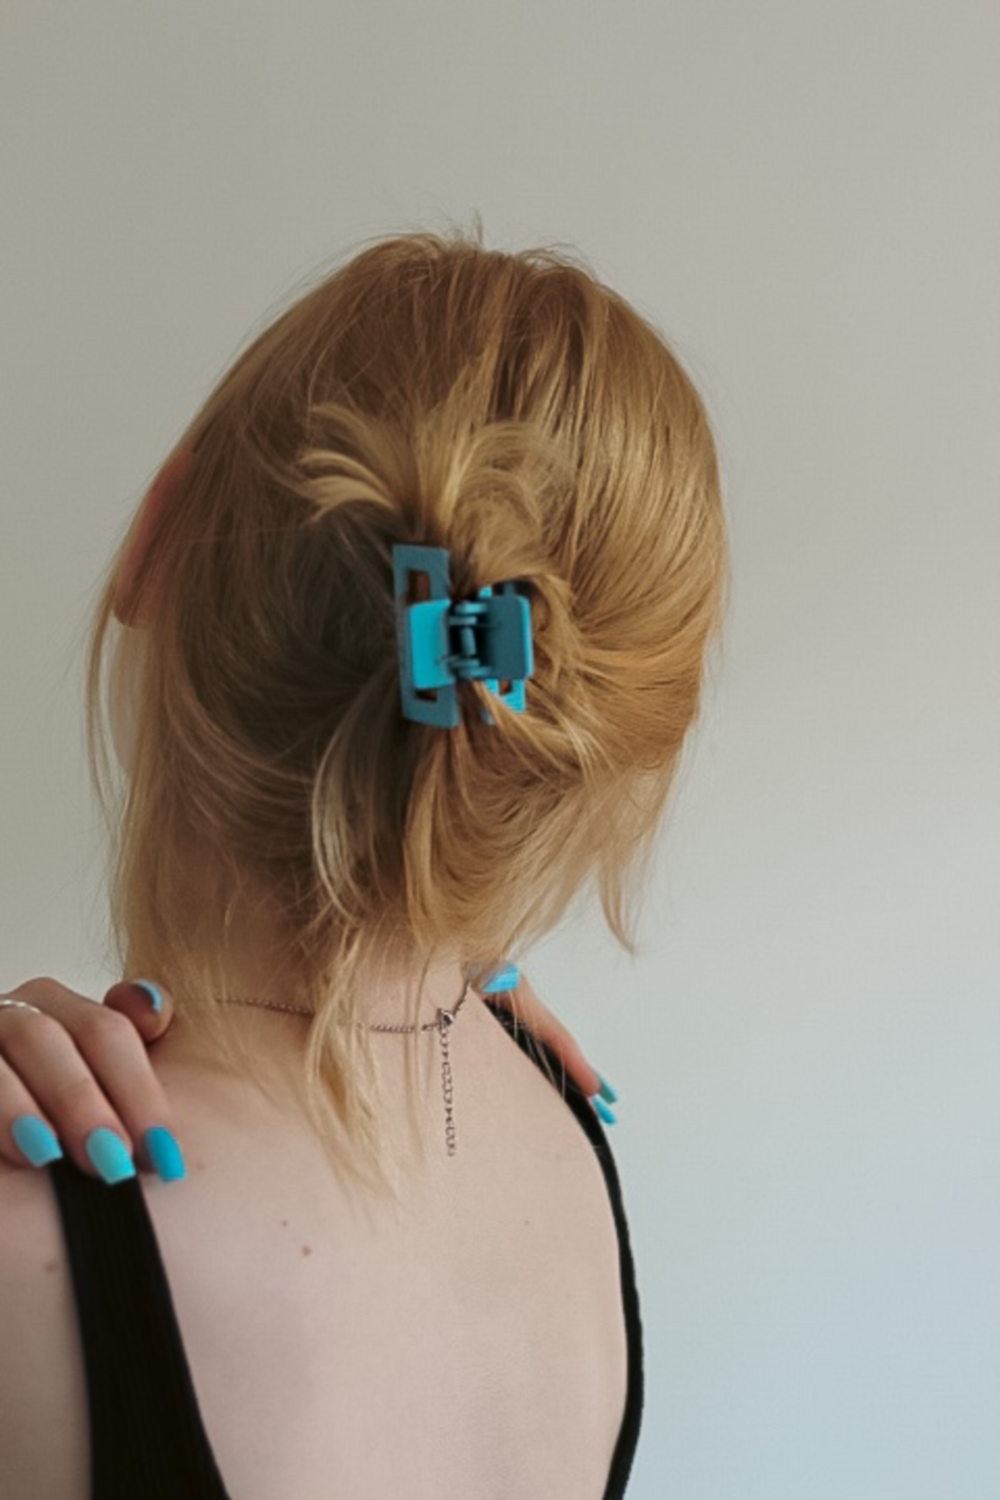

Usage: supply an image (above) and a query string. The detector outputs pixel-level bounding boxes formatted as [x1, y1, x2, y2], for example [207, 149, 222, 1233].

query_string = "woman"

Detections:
[0, 232, 725, 1498]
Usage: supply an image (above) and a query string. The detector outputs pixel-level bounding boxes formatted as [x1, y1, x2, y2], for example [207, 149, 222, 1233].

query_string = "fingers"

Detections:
[484, 970, 620, 1123]
[101, 979, 174, 1039]
[513, 975, 603, 1095]
[6, 976, 174, 1044]
[0, 977, 184, 1184]
[0, 1007, 136, 1182]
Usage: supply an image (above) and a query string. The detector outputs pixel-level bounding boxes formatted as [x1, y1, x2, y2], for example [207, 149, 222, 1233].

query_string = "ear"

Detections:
[114, 449, 195, 625]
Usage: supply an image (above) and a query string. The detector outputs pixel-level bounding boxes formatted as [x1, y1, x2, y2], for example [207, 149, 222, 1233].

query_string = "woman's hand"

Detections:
[497, 972, 618, 1122]
[0, 969, 617, 1183]
[0, 977, 185, 1183]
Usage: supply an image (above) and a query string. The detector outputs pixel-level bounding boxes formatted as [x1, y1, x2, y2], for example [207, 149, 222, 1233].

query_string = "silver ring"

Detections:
[0, 999, 45, 1017]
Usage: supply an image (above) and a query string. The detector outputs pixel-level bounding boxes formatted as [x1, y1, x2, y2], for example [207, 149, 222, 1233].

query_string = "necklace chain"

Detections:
[221, 980, 471, 1157]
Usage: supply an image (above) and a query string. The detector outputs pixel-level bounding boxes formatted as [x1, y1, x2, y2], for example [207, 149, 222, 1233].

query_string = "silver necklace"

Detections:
[223, 980, 471, 1157]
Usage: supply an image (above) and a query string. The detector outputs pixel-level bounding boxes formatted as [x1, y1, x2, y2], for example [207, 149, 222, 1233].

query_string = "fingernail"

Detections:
[131, 980, 164, 1014]
[144, 1126, 186, 1183]
[597, 1074, 619, 1105]
[591, 1095, 617, 1126]
[480, 963, 520, 994]
[12, 1115, 63, 1167]
[86, 1127, 136, 1184]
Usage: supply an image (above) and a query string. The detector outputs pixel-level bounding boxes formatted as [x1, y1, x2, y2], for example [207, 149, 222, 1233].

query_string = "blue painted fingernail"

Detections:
[12, 1115, 63, 1167]
[480, 963, 520, 994]
[597, 1074, 619, 1104]
[132, 980, 163, 1014]
[86, 1127, 136, 1184]
[145, 1126, 186, 1183]
[592, 1095, 617, 1126]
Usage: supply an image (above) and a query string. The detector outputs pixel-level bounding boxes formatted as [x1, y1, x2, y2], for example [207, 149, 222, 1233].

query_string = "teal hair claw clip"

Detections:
[393, 544, 534, 728]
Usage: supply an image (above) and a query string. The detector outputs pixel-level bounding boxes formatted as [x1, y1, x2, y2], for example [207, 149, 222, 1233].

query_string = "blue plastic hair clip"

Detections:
[393, 544, 534, 728]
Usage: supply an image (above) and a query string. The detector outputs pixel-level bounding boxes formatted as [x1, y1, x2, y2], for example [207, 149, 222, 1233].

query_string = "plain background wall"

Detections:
[2, 3, 998, 1495]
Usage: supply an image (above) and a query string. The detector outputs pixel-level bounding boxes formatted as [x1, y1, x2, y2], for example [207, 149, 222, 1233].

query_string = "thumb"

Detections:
[102, 979, 176, 1042]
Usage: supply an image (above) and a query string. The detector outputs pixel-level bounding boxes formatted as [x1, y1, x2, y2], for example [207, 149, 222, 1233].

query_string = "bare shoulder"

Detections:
[0, 1159, 89, 1499]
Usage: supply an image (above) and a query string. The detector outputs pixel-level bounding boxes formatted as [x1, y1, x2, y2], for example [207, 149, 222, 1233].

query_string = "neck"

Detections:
[128, 861, 471, 1027]
[219, 959, 472, 1025]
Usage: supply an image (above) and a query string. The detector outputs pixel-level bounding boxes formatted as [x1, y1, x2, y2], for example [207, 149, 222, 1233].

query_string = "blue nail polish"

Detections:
[592, 1095, 617, 1126]
[133, 980, 163, 1014]
[12, 1115, 63, 1167]
[480, 963, 520, 994]
[597, 1074, 619, 1105]
[86, 1128, 136, 1184]
[145, 1126, 186, 1183]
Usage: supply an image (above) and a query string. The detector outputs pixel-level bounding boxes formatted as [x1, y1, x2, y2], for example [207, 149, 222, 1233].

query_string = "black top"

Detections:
[48, 1003, 644, 1498]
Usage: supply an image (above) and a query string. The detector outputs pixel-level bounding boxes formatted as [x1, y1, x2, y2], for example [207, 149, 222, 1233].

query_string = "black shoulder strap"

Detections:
[484, 1001, 644, 1500]
[48, 1157, 232, 1499]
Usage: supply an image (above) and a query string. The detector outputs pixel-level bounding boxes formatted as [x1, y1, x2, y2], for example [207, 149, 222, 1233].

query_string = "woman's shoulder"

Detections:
[0, 1158, 89, 1499]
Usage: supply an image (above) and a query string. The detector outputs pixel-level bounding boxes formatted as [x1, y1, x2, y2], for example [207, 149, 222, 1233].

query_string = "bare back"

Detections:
[0, 994, 630, 1499]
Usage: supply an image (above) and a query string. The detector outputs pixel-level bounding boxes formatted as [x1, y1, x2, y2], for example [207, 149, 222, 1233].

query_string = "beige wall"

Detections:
[2, 3, 998, 1494]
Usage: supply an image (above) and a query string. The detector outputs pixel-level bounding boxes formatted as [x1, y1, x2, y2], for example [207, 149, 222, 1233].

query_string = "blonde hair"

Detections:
[87, 232, 726, 1183]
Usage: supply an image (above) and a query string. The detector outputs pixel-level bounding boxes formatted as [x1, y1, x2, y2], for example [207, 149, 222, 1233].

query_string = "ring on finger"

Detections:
[0, 1000, 45, 1017]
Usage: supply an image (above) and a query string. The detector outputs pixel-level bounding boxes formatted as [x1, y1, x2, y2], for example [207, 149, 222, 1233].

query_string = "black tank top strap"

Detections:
[48, 1157, 232, 1499]
[483, 1001, 644, 1499]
